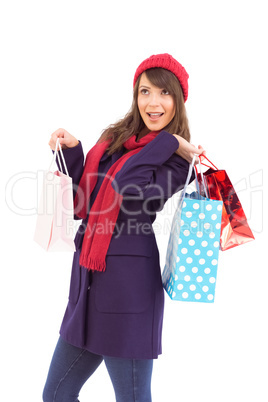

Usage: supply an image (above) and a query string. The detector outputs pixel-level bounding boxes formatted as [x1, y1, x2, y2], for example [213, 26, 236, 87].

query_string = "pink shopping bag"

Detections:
[34, 139, 76, 252]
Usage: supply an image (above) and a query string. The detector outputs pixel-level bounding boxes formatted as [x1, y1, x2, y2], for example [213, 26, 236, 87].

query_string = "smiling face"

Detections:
[137, 72, 176, 132]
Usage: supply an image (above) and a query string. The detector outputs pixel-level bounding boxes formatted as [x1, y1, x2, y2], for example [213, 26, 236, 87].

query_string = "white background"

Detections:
[1, 1, 267, 401]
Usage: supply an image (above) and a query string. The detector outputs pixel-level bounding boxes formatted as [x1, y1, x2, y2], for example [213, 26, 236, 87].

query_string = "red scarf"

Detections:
[74, 131, 159, 272]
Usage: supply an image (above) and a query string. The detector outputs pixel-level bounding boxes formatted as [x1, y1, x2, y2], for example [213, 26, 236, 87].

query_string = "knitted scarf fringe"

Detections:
[80, 255, 106, 272]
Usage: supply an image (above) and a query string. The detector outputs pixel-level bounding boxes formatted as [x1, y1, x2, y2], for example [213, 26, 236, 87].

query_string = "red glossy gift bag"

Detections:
[196, 156, 254, 251]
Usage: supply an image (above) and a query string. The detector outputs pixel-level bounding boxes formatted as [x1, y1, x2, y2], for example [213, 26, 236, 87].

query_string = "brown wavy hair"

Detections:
[97, 68, 191, 155]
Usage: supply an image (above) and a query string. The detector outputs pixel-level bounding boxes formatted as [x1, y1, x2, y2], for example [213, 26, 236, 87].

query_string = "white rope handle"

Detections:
[176, 156, 195, 211]
[179, 156, 196, 203]
[194, 157, 209, 198]
[49, 138, 70, 176]
[177, 155, 208, 211]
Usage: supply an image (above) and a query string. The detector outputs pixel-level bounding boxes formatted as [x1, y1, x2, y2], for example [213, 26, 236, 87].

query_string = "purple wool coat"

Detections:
[58, 131, 192, 359]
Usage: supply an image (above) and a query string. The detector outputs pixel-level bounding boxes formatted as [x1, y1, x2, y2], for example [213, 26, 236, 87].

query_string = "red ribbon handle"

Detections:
[199, 155, 218, 170]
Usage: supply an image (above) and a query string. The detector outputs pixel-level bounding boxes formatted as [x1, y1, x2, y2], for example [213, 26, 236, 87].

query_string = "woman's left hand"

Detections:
[172, 134, 205, 164]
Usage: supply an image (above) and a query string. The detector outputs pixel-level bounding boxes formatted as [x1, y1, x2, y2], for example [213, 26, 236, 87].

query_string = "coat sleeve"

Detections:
[111, 131, 194, 201]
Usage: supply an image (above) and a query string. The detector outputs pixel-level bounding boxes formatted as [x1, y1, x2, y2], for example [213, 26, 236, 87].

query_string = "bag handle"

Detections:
[194, 157, 209, 198]
[199, 155, 218, 170]
[177, 155, 208, 210]
[179, 156, 196, 203]
[178, 155, 209, 208]
[193, 156, 209, 198]
[49, 138, 69, 176]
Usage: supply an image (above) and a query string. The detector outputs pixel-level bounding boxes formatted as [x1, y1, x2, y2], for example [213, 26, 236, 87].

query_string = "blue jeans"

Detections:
[43, 337, 153, 402]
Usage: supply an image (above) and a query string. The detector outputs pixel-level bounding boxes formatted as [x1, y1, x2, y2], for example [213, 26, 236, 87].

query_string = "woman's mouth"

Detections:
[147, 112, 164, 121]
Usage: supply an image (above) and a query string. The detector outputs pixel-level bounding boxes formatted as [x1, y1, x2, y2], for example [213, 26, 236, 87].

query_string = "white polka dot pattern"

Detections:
[162, 194, 223, 303]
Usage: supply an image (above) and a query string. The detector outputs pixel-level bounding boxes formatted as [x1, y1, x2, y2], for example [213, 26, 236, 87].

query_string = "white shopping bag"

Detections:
[34, 139, 76, 252]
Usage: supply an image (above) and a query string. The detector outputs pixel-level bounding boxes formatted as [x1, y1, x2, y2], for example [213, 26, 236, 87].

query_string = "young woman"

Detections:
[43, 53, 204, 402]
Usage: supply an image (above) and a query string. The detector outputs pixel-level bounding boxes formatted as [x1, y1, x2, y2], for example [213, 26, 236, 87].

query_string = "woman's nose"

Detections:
[148, 93, 160, 106]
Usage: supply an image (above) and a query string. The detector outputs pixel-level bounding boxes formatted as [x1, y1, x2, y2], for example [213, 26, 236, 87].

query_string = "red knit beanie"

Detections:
[133, 53, 189, 102]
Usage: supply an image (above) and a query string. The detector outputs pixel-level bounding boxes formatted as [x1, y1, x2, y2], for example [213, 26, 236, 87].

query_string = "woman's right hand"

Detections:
[48, 128, 79, 151]
[172, 134, 205, 165]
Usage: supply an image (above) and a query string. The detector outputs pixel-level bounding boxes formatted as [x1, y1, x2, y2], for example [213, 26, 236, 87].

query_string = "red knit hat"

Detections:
[133, 53, 189, 102]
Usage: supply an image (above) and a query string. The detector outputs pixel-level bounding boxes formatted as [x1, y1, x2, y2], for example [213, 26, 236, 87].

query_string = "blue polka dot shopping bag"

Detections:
[162, 157, 223, 303]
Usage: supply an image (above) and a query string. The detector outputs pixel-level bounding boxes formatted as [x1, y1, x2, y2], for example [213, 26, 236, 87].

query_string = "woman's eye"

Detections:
[140, 89, 149, 95]
[162, 89, 170, 95]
